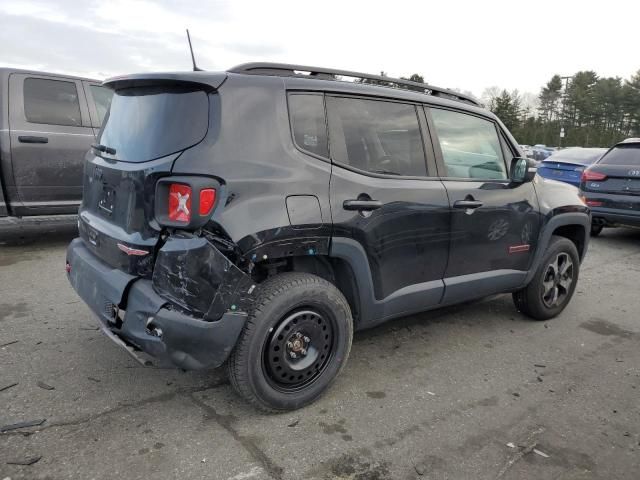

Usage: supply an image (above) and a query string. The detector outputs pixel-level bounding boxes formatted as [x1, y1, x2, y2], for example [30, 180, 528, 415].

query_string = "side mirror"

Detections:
[510, 157, 536, 183]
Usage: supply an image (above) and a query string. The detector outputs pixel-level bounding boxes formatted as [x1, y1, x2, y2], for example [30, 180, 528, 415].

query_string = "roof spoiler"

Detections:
[103, 72, 227, 91]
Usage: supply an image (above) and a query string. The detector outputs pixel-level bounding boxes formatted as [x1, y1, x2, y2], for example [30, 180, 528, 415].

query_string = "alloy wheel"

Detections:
[541, 252, 574, 308]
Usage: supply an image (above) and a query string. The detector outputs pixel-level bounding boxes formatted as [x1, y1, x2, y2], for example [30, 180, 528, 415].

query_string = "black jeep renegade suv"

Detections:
[66, 63, 590, 411]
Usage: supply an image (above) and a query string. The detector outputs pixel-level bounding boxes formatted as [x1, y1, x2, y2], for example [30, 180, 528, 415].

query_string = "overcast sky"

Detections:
[2, 0, 639, 98]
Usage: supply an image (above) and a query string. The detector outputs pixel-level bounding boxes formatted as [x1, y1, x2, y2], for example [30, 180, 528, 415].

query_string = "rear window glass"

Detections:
[289, 94, 328, 157]
[98, 85, 209, 162]
[24, 78, 82, 127]
[598, 145, 640, 166]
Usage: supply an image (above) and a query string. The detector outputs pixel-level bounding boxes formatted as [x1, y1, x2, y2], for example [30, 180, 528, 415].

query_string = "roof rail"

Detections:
[228, 62, 481, 107]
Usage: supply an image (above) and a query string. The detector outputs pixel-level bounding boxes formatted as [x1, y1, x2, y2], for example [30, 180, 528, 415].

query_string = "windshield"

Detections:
[598, 145, 640, 166]
[98, 85, 209, 162]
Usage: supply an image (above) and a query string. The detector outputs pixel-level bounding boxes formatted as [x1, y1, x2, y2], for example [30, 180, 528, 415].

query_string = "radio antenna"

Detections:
[186, 29, 202, 71]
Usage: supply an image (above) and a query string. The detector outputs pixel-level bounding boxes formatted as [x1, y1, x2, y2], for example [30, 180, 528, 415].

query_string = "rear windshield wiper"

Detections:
[91, 144, 116, 155]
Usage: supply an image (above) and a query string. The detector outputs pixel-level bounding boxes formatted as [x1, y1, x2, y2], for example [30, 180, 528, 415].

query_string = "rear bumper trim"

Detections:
[591, 209, 640, 228]
[67, 238, 248, 370]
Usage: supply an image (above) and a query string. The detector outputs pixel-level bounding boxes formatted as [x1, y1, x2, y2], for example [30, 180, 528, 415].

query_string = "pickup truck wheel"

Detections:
[590, 224, 603, 237]
[227, 272, 353, 412]
[512, 236, 580, 321]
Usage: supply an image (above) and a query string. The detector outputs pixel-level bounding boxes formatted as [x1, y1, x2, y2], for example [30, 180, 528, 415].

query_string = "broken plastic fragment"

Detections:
[533, 448, 549, 458]
[0, 419, 46, 432]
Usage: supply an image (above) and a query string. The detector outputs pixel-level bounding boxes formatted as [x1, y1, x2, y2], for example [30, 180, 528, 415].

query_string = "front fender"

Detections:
[522, 210, 590, 288]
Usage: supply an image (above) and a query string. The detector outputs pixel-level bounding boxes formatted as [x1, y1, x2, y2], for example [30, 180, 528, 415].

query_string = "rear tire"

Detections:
[227, 272, 353, 412]
[590, 224, 603, 237]
[513, 236, 580, 320]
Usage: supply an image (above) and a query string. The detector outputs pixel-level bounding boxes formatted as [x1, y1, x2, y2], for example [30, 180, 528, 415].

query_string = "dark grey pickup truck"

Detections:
[0, 68, 112, 233]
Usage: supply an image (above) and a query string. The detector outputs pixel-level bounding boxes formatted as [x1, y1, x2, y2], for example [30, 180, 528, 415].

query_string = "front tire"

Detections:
[513, 236, 580, 320]
[227, 272, 353, 412]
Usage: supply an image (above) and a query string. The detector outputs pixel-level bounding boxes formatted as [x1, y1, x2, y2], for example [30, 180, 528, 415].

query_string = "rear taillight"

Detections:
[169, 184, 192, 222]
[581, 170, 607, 182]
[156, 177, 219, 229]
[199, 188, 216, 216]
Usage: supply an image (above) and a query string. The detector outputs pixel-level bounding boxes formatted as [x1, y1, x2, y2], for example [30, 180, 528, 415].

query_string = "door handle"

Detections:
[18, 135, 48, 144]
[343, 199, 383, 211]
[454, 200, 483, 209]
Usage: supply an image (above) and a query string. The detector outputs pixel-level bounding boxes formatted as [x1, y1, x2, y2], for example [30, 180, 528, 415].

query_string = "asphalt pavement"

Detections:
[1, 227, 639, 479]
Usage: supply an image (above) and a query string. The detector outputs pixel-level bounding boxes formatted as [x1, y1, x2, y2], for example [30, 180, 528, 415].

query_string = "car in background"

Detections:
[579, 138, 640, 236]
[532, 144, 555, 161]
[537, 147, 607, 187]
[0, 68, 112, 233]
[519, 144, 534, 159]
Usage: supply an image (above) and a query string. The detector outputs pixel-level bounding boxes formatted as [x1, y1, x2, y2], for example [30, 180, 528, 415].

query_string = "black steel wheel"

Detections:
[228, 272, 353, 412]
[263, 309, 336, 391]
[513, 235, 580, 320]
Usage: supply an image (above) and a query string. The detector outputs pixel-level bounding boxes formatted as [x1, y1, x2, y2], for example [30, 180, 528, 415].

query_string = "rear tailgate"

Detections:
[78, 79, 219, 276]
[581, 144, 640, 212]
[538, 161, 585, 184]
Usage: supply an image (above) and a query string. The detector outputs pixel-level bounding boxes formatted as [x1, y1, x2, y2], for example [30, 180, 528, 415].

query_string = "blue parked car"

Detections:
[537, 147, 607, 187]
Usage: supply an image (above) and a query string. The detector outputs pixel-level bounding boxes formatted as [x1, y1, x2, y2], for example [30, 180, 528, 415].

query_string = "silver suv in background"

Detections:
[0, 68, 112, 233]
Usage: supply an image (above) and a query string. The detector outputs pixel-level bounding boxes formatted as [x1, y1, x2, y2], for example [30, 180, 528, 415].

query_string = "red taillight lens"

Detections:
[199, 188, 216, 216]
[581, 170, 607, 182]
[168, 184, 192, 222]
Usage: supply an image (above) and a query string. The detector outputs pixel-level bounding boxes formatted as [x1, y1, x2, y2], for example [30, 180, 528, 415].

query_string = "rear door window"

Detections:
[98, 85, 209, 162]
[288, 93, 329, 158]
[24, 78, 82, 126]
[326, 96, 427, 177]
[430, 108, 507, 180]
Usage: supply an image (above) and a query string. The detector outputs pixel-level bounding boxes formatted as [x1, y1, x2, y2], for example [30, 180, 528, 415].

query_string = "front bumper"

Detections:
[66, 238, 248, 370]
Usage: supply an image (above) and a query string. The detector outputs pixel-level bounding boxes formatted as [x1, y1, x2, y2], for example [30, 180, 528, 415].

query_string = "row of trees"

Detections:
[350, 68, 640, 148]
[484, 70, 640, 147]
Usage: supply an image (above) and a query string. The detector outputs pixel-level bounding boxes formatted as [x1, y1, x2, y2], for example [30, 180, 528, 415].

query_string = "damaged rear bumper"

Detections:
[66, 237, 250, 370]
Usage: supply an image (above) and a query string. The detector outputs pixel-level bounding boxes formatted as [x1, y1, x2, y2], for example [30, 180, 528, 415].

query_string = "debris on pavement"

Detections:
[6, 456, 42, 466]
[0, 419, 46, 432]
[533, 448, 550, 458]
[0, 382, 18, 392]
[36, 381, 55, 391]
